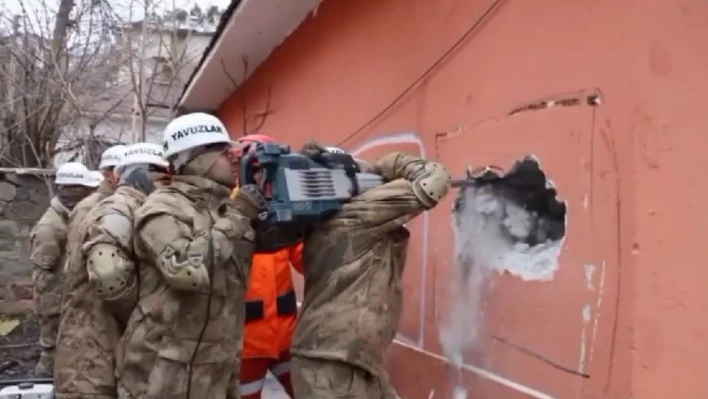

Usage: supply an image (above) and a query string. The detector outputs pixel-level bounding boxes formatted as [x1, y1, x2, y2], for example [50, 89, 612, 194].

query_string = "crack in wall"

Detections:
[508, 92, 602, 116]
[433, 89, 603, 152]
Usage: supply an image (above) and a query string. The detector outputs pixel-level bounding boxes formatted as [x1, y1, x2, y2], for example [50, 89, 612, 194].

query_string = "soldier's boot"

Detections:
[34, 349, 54, 377]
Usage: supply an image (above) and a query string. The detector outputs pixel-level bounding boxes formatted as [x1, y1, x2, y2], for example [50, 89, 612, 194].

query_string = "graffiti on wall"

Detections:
[350, 132, 430, 347]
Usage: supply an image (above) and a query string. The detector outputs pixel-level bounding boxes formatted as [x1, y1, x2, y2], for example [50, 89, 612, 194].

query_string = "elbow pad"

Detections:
[156, 236, 210, 292]
[86, 243, 137, 302]
[412, 162, 451, 209]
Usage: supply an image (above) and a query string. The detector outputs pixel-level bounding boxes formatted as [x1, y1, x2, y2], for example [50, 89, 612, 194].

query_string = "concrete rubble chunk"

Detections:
[0, 181, 17, 202]
[1, 172, 22, 186]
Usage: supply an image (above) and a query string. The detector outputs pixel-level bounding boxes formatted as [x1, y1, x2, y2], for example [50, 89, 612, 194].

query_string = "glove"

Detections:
[117, 164, 156, 195]
[230, 184, 267, 220]
[299, 140, 327, 159]
[225, 146, 244, 187]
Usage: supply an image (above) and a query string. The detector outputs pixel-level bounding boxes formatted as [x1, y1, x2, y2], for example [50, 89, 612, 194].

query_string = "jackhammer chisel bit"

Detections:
[450, 176, 503, 188]
[450, 179, 477, 188]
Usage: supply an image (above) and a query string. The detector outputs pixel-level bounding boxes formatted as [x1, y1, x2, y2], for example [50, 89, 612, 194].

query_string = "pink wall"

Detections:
[218, 0, 708, 398]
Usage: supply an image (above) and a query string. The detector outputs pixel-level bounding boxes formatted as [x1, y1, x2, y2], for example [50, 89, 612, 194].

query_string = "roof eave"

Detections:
[178, 0, 322, 113]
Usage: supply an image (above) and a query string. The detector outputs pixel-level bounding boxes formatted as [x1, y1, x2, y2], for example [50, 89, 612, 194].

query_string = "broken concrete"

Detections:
[451, 155, 566, 281]
[439, 155, 568, 393]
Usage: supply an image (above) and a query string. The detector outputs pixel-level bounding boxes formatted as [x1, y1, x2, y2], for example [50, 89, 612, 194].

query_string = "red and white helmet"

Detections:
[231, 134, 276, 158]
[235, 134, 276, 144]
[325, 146, 346, 154]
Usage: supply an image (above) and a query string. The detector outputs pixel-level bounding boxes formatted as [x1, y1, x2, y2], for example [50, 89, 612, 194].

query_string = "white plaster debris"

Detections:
[453, 386, 468, 399]
[451, 185, 565, 282]
[439, 174, 567, 397]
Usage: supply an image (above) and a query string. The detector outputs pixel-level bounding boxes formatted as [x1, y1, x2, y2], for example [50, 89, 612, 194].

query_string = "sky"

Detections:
[2, 0, 231, 24]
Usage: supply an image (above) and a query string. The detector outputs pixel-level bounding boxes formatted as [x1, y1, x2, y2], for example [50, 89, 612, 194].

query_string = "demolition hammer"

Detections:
[229, 143, 493, 225]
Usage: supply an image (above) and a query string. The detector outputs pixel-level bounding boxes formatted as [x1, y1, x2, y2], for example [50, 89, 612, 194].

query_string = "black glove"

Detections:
[118, 164, 156, 195]
[231, 184, 267, 220]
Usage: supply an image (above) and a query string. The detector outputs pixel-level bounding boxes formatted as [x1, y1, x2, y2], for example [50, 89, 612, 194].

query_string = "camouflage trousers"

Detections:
[54, 305, 121, 399]
[35, 312, 59, 377]
[33, 268, 62, 377]
[291, 356, 398, 399]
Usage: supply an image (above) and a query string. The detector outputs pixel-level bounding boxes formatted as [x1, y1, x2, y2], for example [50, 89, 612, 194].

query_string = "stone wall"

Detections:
[0, 169, 52, 314]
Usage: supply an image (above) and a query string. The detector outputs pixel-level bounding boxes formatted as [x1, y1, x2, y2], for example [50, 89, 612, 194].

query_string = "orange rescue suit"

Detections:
[242, 243, 303, 359]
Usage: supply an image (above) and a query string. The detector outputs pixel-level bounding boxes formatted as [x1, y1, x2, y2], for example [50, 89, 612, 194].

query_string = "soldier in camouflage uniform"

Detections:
[54, 143, 171, 399]
[291, 142, 451, 399]
[115, 113, 266, 399]
[68, 145, 127, 227]
[30, 162, 98, 377]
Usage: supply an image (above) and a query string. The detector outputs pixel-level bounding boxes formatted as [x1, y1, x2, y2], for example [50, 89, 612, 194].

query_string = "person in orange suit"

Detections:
[240, 243, 303, 399]
[234, 134, 303, 399]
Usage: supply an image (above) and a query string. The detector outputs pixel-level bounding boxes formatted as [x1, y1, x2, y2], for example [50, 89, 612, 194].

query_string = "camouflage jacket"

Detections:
[60, 182, 114, 301]
[54, 185, 146, 399]
[292, 152, 450, 377]
[62, 182, 113, 309]
[115, 175, 256, 399]
[68, 181, 114, 234]
[30, 196, 71, 317]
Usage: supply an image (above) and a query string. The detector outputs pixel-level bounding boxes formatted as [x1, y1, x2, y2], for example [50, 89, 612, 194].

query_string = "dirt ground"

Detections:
[0, 313, 290, 398]
[0, 313, 40, 380]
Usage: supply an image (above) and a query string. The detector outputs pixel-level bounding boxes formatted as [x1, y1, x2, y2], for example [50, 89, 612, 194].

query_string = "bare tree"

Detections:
[0, 0, 219, 168]
[111, 0, 219, 143]
[0, 0, 126, 167]
[220, 56, 273, 138]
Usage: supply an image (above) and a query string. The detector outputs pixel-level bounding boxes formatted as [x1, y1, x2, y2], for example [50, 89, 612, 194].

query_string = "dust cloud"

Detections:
[438, 156, 567, 396]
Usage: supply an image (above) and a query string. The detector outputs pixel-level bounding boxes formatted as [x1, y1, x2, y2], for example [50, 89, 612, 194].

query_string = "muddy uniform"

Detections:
[55, 185, 146, 399]
[29, 196, 71, 376]
[115, 175, 258, 399]
[58, 180, 116, 301]
[67, 181, 115, 233]
[291, 152, 451, 399]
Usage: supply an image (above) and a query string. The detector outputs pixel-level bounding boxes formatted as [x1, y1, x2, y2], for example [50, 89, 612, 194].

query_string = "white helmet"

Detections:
[163, 113, 230, 160]
[325, 146, 346, 154]
[90, 171, 105, 185]
[99, 144, 128, 169]
[118, 143, 169, 169]
[55, 162, 99, 187]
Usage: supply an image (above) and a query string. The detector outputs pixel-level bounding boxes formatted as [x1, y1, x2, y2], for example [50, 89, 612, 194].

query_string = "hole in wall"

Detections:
[452, 154, 567, 281]
[439, 155, 568, 377]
